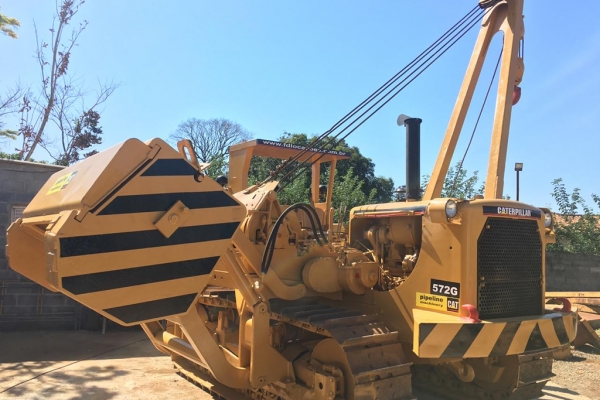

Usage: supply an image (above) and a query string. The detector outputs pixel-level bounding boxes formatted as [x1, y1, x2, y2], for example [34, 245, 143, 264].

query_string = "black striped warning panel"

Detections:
[104, 293, 198, 324]
[59, 222, 240, 257]
[98, 192, 239, 215]
[415, 312, 578, 358]
[141, 158, 197, 176]
[62, 256, 220, 295]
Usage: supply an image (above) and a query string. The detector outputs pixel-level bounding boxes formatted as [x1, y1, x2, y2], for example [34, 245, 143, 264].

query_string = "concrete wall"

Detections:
[0, 159, 83, 331]
[546, 252, 600, 292]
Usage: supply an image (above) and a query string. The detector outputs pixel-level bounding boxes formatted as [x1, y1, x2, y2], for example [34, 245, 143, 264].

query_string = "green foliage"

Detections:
[0, 151, 20, 160]
[421, 162, 485, 199]
[54, 110, 103, 166]
[0, 129, 18, 139]
[277, 173, 311, 206]
[0, 151, 48, 163]
[332, 167, 377, 222]
[204, 154, 228, 178]
[420, 162, 512, 200]
[0, 8, 20, 39]
[547, 178, 600, 255]
[441, 164, 485, 199]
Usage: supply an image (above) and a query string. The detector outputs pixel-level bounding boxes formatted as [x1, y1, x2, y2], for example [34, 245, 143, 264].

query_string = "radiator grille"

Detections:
[477, 217, 543, 319]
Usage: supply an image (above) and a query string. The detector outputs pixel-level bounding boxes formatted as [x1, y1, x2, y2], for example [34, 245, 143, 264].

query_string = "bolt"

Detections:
[168, 213, 179, 224]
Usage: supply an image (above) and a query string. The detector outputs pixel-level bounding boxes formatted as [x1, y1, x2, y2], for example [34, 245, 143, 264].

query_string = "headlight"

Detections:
[544, 212, 552, 228]
[445, 200, 458, 219]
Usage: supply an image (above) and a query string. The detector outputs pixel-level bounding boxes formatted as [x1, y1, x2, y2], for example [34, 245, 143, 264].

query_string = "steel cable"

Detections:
[278, 6, 487, 191]
[263, 4, 484, 182]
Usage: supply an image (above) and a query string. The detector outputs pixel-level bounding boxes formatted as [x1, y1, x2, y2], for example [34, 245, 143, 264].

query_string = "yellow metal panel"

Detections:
[506, 320, 537, 354]
[538, 319, 561, 349]
[23, 139, 154, 219]
[563, 315, 576, 341]
[5, 221, 57, 291]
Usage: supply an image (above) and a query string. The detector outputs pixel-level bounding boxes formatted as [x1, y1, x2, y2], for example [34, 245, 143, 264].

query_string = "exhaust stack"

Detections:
[405, 118, 422, 201]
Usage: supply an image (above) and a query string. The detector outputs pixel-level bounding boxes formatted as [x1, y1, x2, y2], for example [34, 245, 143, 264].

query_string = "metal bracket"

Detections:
[154, 200, 190, 238]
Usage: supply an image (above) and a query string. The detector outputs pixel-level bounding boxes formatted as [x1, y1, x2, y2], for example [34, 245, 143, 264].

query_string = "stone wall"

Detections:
[546, 252, 600, 292]
[0, 159, 83, 331]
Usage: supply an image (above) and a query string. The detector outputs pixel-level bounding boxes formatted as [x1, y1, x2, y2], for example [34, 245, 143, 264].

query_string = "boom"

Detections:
[424, 0, 525, 200]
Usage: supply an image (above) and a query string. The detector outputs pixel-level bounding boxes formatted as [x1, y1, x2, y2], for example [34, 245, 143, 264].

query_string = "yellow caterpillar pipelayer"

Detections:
[6, 1, 577, 399]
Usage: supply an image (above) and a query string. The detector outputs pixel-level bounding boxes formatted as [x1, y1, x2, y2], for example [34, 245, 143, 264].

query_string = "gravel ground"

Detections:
[551, 330, 600, 400]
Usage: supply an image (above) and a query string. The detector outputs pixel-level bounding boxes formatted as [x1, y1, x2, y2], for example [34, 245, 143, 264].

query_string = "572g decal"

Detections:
[431, 279, 460, 297]
[422, 279, 461, 312]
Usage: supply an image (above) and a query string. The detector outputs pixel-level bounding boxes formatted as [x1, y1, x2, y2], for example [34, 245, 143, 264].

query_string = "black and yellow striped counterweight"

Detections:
[6, 138, 246, 325]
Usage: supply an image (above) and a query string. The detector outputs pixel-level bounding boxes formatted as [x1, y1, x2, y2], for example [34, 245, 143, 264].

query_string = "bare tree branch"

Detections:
[40, 75, 119, 164]
[24, 0, 89, 160]
[4, 0, 119, 164]
[0, 83, 24, 144]
[169, 118, 252, 164]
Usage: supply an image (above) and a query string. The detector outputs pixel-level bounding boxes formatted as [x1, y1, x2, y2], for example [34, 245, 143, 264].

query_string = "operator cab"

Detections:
[227, 138, 350, 230]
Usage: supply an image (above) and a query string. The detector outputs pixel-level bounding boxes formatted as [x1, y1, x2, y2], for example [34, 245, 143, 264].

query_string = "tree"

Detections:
[170, 117, 252, 175]
[14, 0, 118, 163]
[332, 167, 377, 221]
[0, 8, 20, 38]
[276, 172, 311, 206]
[439, 162, 485, 199]
[0, 83, 23, 142]
[547, 178, 600, 255]
[419, 162, 513, 200]
[39, 76, 114, 165]
[51, 109, 103, 165]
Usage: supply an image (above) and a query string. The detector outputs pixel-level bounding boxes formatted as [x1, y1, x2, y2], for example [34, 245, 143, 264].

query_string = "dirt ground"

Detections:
[0, 329, 596, 400]
[0, 329, 213, 400]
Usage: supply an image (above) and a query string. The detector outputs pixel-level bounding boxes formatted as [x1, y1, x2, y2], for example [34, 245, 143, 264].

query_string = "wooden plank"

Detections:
[545, 292, 600, 298]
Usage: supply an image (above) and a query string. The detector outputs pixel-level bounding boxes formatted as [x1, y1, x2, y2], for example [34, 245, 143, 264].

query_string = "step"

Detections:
[320, 314, 379, 329]
[338, 331, 399, 348]
[294, 307, 346, 320]
[268, 298, 319, 313]
[308, 310, 362, 324]
[328, 321, 391, 342]
[279, 304, 333, 317]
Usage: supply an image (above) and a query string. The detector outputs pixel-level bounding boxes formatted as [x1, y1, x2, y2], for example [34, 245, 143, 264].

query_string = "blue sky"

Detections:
[2, 1, 599, 211]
